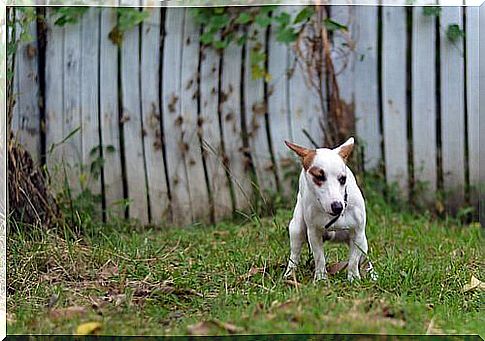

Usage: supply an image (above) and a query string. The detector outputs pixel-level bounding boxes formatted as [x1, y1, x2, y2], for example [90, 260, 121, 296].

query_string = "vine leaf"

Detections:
[446, 24, 465, 43]
[294, 6, 314, 24]
[276, 27, 297, 44]
[422, 6, 441, 17]
[235, 12, 252, 24]
[323, 18, 348, 32]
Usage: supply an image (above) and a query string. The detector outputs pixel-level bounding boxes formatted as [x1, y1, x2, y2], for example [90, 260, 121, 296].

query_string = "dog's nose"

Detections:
[331, 201, 343, 215]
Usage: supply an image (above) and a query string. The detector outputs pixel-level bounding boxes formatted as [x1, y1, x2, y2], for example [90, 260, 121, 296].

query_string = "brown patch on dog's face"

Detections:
[285, 141, 316, 170]
[308, 166, 326, 186]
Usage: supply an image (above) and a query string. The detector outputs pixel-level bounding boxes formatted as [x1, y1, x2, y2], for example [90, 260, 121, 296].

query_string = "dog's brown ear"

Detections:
[285, 141, 316, 169]
[335, 137, 354, 162]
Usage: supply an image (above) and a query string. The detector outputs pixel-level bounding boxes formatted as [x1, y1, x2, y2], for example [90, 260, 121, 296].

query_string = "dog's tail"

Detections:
[322, 230, 350, 244]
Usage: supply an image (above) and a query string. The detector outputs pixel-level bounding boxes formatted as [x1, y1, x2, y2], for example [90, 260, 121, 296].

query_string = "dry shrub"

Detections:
[8, 138, 61, 228]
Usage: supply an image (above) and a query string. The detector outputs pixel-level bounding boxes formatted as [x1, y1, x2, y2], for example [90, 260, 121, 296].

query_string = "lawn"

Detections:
[7, 183, 484, 336]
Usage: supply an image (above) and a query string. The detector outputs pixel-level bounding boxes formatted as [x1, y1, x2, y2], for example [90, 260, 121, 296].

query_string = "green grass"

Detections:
[7, 187, 484, 336]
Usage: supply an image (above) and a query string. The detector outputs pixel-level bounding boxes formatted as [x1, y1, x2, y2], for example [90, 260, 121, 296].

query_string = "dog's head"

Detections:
[285, 137, 354, 216]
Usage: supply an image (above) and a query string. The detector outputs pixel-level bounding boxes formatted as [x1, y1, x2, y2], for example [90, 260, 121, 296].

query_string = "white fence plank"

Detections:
[353, 6, 381, 170]
[331, 5, 354, 105]
[245, 21, 276, 199]
[44, 9, 65, 189]
[63, 17, 83, 194]
[199, 40, 233, 220]
[14, 20, 41, 162]
[180, 10, 210, 223]
[267, 6, 292, 196]
[288, 6, 324, 148]
[440, 7, 465, 209]
[162, 8, 193, 226]
[412, 7, 437, 199]
[382, 6, 408, 197]
[100, 7, 124, 215]
[121, 5, 149, 224]
[141, 6, 170, 224]
[465, 6, 479, 205]
[80, 8, 101, 196]
[221, 40, 252, 212]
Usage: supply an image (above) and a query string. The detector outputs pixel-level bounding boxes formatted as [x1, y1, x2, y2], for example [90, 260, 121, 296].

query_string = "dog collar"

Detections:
[324, 186, 348, 229]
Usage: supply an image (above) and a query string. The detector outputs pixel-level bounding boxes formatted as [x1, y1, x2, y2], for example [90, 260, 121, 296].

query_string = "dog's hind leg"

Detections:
[284, 197, 306, 279]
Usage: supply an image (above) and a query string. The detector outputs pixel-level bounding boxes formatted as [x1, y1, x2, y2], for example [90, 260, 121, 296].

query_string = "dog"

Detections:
[283, 137, 376, 282]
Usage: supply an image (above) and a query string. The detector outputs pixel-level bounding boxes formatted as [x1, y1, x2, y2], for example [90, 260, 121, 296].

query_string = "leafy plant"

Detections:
[422, 6, 441, 17]
[446, 23, 465, 42]
[109, 8, 150, 45]
[52, 7, 88, 26]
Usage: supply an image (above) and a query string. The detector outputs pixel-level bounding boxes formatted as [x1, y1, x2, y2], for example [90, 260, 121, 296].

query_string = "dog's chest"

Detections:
[304, 206, 355, 231]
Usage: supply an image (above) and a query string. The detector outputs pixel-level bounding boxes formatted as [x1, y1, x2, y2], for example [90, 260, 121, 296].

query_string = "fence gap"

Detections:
[406, 7, 415, 203]
[240, 28, 259, 214]
[376, 5, 385, 179]
[263, 11, 281, 195]
[36, 8, 47, 167]
[196, 27, 215, 224]
[158, 6, 173, 222]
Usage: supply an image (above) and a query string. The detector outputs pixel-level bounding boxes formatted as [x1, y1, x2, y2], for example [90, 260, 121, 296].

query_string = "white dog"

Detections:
[283, 137, 376, 282]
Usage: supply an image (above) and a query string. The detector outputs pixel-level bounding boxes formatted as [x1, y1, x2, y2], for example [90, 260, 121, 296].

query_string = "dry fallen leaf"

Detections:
[49, 306, 87, 320]
[327, 261, 348, 275]
[463, 275, 485, 292]
[187, 320, 243, 335]
[76, 322, 102, 335]
[239, 267, 265, 281]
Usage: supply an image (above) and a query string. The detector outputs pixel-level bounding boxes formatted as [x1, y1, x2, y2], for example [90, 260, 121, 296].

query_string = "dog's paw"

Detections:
[314, 270, 328, 282]
[347, 271, 361, 282]
[283, 267, 296, 279]
[369, 270, 379, 281]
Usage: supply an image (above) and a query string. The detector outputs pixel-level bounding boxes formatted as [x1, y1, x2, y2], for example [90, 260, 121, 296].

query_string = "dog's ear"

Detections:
[334, 137, 354, 162]
[285, 141, 316, 169]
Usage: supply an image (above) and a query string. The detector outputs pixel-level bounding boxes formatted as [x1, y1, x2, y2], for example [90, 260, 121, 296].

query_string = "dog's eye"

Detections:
[315, 174, 326, 182]
[339, 176, 347, 185]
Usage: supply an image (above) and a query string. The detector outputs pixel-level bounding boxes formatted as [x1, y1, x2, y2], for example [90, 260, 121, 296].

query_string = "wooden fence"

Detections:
[11, 5, 482, 226]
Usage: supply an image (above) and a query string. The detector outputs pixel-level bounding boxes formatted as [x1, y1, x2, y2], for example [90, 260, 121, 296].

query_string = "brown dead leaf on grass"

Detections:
[187, 320, 244, 335]
[327, 261, 348, 275]
[239, 266, 266, 281]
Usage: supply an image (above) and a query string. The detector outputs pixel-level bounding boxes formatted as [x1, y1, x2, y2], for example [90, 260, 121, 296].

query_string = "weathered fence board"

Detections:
[382, 6, 408, 197]
[412, 6, 437, 200]
[44, 9, 65, 183]
[353, 6, 381, 170]
[162, 8, 193, 226]
[80, 8, 101, 196]
[220, 40, 253, 212]
[440, 7, 465, 210]
[267, 6, 292, 196]
[288, 6, 323, 148]
[245, 21, 276, 201]
[120, 3, 149, 223]
[99, 7, 124, 214]
[199, 36, 233, 221]
[13, 19, 41, 162]
[63, 18, 83, 193]
[140, 6, 170, 224]
[180, 11, 210, 223]
[465, 6, 479, 206]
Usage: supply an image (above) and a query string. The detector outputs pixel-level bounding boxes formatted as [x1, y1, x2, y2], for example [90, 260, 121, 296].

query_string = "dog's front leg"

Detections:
[307, 226, 327, 282]
[284, 200, 306, 278]
[348, 231, 368, 282]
